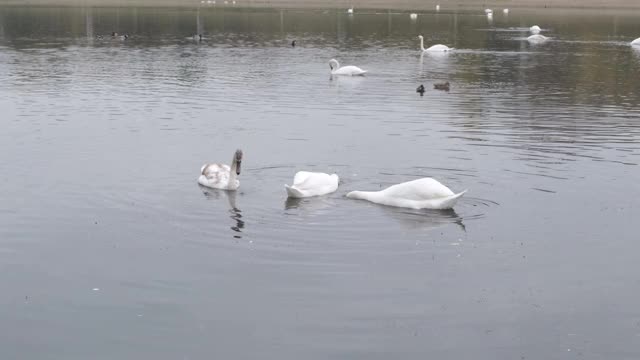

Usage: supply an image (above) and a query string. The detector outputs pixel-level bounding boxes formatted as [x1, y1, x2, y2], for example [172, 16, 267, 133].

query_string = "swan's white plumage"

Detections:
[410, 13, 417, 20]
[527, 34, 548, 43]
[346, 178, 466, 210]
[530, 25, 541, 34]
[426, 44, 453, 52]
[484, 8, 493, 14]
[329, 59, 367, 76]
[631, 37, 640, 46]
[198, 150, 242, 190]
[435, 4, 440, 11]
[418, 35, 453, 52]
[503, 8, 509, 14]
[285, 171, 339, 198]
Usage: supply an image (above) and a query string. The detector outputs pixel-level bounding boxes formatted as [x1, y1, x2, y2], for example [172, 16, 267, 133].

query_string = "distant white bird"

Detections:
[329, 59, 367, 76]
[503, 8, 509, 14]
[632, 37, 640, 46]
[285, 171, 339, 198]
[436, 4, 440, 11]
[347, 178, 467, 210]
[347, 7, 354, 14]
[410, 13, 418, 20]
[530, 25, 541, 34]
[418, 35, 453, 52]
[484, 8, 493, 14]
[198, 149, 243, 190]
[527, 34, 548, 43]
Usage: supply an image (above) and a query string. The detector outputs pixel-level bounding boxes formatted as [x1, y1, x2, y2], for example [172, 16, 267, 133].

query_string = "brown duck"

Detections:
[434, 82, 450, 91]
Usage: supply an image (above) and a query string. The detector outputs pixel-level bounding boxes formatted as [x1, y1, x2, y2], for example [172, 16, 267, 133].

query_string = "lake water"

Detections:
[1, 5, 639, 359]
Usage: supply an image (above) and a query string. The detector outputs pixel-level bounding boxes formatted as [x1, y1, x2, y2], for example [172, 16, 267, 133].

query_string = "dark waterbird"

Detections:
[416, 84, 425, 96]
[291, 40, 296, 47]
[434, 82, 450, 91]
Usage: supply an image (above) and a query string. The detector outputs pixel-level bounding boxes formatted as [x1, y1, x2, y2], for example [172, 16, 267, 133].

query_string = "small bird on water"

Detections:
[416, 84, 425, 96]
[291, 40, 296, 47]
[434, 82, 450, 91]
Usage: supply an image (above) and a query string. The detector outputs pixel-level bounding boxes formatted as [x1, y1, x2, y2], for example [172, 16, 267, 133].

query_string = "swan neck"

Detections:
[229, 155, 238, 184]
[420, 37, 426, 51]
[351, 190, 381, 201]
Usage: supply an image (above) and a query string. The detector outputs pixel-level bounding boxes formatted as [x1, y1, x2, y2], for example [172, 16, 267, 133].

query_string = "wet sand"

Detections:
[2, 0, 640, 9]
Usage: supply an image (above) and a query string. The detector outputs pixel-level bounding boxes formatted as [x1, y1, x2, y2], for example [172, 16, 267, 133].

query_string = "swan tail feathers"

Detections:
[285, 184, 305, 198]
[435, 190, 467, 209]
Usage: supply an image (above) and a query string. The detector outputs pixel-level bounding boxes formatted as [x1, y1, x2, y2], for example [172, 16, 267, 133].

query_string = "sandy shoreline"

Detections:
[2, 0, 640, 10]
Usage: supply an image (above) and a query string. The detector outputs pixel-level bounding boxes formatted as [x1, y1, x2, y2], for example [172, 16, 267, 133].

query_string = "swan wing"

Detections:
[199, 163, 231, 188]
[425, 44, 451, 52]
[334, 66, 367, 76]
[631, 37, 640, 46]
[287, 172, 339, 197]
[381, 178, 455, 201]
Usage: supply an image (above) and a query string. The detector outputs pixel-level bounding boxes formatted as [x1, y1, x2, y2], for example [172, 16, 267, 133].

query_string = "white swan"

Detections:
[484, 8, 493, 14]
[527, 34, 548, 43]
[329, 59, 367, 76]
[285, 171, 339, 198]
[418, 35, 453, 52]
[631, 37, 640, 46]
[530, 25, 541, 34]
[410, 13, 417, 20]
[347, 7, 353, 14]
[436, 4, 440, 11]
[503, 8, 509, 14]
[198, 149, 243, 190]
[346, 178, 466, 210]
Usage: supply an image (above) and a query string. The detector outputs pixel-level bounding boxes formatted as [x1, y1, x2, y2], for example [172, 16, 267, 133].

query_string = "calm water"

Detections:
[1, 5, 640, 359]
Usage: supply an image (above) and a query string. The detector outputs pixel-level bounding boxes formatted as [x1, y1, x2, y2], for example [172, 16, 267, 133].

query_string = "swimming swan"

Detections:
[418, 35, 453, 52]
[527, 34, 548, 43]
[346, 178, 466, 210]
[198, 149, 243, 190]
[631, 38, 640, 46]
[285, 171, 339, 198]
[410, 13, 418, 20]
[530, 25, 541, 34]
[329, 59, 367, 76]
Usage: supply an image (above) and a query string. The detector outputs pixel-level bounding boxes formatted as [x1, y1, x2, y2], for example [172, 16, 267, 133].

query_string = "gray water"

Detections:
[1, 6, 640, 359]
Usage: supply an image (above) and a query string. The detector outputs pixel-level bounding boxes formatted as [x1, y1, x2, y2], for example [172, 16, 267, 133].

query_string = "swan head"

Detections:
[234, 149, 243, 175]
[329, 59, 339, 70]
[418, 35, 424, 40]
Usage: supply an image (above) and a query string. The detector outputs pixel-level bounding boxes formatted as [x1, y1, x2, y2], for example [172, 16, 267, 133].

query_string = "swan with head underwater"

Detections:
[329, 59, 367, 76]
[418, 35, 453, 52]
[347, 178, 467, 210]
[527, 34, 548, 43]
[198, 149, 243, 190]
[285, 171, 339, 198]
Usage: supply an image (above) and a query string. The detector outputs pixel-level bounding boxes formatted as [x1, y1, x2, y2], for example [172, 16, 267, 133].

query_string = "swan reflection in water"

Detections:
[200, 186, 244, 239]
[284, 196, 334, 213]
[378, 206, 466, 232]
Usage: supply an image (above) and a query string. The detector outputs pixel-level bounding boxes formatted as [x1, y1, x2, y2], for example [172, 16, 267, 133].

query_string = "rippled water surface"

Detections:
[1, 5, 640, 359]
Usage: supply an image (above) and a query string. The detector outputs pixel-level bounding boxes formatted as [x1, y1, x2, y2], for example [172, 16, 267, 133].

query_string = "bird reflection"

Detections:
[285, 196, 304, 210]
[378, 206, 466, 232]
[200, 186, 245, 239]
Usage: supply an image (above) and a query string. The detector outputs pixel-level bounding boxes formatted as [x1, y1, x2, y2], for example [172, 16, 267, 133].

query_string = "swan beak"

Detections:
[236, 162, 241, 175]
